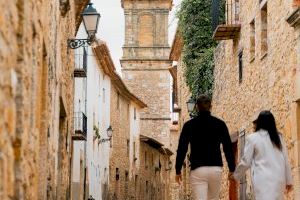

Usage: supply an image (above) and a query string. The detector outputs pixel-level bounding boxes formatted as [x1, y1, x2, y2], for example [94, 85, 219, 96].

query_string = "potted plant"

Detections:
[93, 125, 100, 141]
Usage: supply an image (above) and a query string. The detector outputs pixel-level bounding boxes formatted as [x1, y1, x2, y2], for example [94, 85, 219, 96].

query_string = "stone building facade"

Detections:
[287, 4, 300, 199]
[212, 0, 300, 199]
[137, 137, 173, 200]
[120, 0, 173, 146]
[0, 0, 89, 199]
[169, 30, 192, 200]
[94, 39, 174, 200]
[71, 31, 116, 200]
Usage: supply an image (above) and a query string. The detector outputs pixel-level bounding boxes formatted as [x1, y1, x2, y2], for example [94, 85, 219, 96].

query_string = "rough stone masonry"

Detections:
[0, 0, 89, 199]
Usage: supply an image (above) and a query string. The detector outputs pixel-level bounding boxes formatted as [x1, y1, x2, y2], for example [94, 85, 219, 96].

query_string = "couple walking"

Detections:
[175, 94, 293, 200]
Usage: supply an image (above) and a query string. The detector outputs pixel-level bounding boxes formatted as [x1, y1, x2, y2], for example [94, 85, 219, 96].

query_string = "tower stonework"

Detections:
[121, 0, 172, 145]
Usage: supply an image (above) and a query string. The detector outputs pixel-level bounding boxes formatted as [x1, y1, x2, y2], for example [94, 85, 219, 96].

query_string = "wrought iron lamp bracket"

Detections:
[68, 37, 93, 49]
[99, 138, 111, 143]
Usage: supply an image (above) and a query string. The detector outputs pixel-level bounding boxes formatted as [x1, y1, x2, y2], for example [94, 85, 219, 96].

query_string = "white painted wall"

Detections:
[72, 22, 111, 200]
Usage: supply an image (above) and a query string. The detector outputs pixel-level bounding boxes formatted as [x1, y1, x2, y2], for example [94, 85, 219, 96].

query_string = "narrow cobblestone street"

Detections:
[1, 0, 300, 200]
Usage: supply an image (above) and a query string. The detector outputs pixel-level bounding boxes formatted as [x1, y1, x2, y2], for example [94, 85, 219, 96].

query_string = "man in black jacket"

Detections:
[175, 94, 235, 200]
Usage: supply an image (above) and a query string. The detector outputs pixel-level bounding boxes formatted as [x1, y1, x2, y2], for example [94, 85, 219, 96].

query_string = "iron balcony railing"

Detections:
[212, 0, 240, 30]
[212, 0, 241, 40]
[73, 111, 87, 140]
[74, 47, 88, 77]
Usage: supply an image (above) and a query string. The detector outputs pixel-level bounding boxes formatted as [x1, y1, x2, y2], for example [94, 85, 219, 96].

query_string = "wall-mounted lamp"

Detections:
[186, 97, 196, 117]
[68, 1, 100, 49]
[165, 160, 173, 171]
[88, 195, 95, 200]
[99, 125, 113, 144]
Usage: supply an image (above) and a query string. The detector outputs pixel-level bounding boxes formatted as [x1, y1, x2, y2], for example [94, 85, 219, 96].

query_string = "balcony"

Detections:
[212, 0, 241, 40]
[74, 47, 87, 77]
[287, 7, 300, 28]
[73, 112, 87, 140]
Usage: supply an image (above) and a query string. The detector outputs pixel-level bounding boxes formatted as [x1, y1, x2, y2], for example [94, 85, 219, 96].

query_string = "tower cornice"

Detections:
[121, 0, 173, 10]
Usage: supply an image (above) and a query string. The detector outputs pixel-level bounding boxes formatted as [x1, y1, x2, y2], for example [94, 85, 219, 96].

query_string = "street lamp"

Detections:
[88, 195, 95, 200]
[186, 97, 196, 113]
[106, 125, 113, 138]
[165, 160, 173, 171]
[99, 125, 113, 144]
[68, 1, 101, 49]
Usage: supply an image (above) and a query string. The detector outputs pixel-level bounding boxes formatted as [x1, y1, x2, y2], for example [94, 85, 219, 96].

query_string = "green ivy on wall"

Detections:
[177, 0, 218, 98]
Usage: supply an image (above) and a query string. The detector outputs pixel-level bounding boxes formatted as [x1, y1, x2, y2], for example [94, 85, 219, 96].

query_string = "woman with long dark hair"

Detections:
[233, 110, 293, 199]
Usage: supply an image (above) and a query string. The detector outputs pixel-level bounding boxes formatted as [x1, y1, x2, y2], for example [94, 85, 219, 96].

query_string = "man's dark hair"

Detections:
[196, 94, 212, 112]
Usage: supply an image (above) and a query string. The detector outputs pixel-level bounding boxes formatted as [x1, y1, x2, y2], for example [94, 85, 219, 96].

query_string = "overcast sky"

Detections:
[93, 0, 181, 72]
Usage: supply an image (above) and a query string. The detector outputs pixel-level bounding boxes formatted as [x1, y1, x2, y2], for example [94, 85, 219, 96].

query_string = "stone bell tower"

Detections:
[121, 0, 172, 145]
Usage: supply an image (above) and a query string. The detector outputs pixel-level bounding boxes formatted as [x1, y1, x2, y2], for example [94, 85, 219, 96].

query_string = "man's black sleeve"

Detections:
[220, 121, 236, 172]
[175, 123, 190, 175]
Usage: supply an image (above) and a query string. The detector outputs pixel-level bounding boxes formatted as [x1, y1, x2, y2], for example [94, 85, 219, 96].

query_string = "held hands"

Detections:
[286, 185, 293, 193]
[175, 174, 182, 185]
[228, 172, 235, 181]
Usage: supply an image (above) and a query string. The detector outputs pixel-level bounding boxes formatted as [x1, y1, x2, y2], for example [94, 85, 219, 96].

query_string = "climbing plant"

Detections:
[177, 0, 220, 98]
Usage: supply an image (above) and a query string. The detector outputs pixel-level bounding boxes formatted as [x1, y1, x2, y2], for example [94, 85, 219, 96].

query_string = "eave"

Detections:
[140, 135, 164, 149]
[140, 135, 173, 156]
[169, 29, 183, 61]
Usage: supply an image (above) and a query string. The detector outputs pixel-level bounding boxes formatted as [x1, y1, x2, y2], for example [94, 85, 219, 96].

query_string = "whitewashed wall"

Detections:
[72, 22, 111, 200]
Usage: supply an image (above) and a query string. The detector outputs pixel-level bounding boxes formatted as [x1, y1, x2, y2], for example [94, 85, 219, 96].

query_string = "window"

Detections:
[133, 142, 136, 161]
[145, 152, 148, 169]
[83, 47, 87, 71]
[127, 139, 130, 156]
[125, 171, 129, 194]
[116, 168, 119, 181]
[117, 93, 120, 110]
[146, 181, 149, 193]
[134, 108, 137, 120]
[127, 104, 130, 119]
[135, 175, 138, 190]
[103, 88, 105, 103]
[250, 20, 255, 60]
[125, 170, 129, 182]
[238, 51, 243, 83]
[260, 4, 268, 57]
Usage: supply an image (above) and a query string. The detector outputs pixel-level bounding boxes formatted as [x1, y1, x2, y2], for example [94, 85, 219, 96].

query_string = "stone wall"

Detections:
[109, 81, 172, 200]
[109, 85, 132, 200]
[121, 0, 172, 148]
[137, 143, 171, 200]
[169, 30, 192, 200]
[175, 57, 193, 200]
[121, 1, 173, 198]
[0, 0, 89, 199]
[212, 0, 299, 199]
